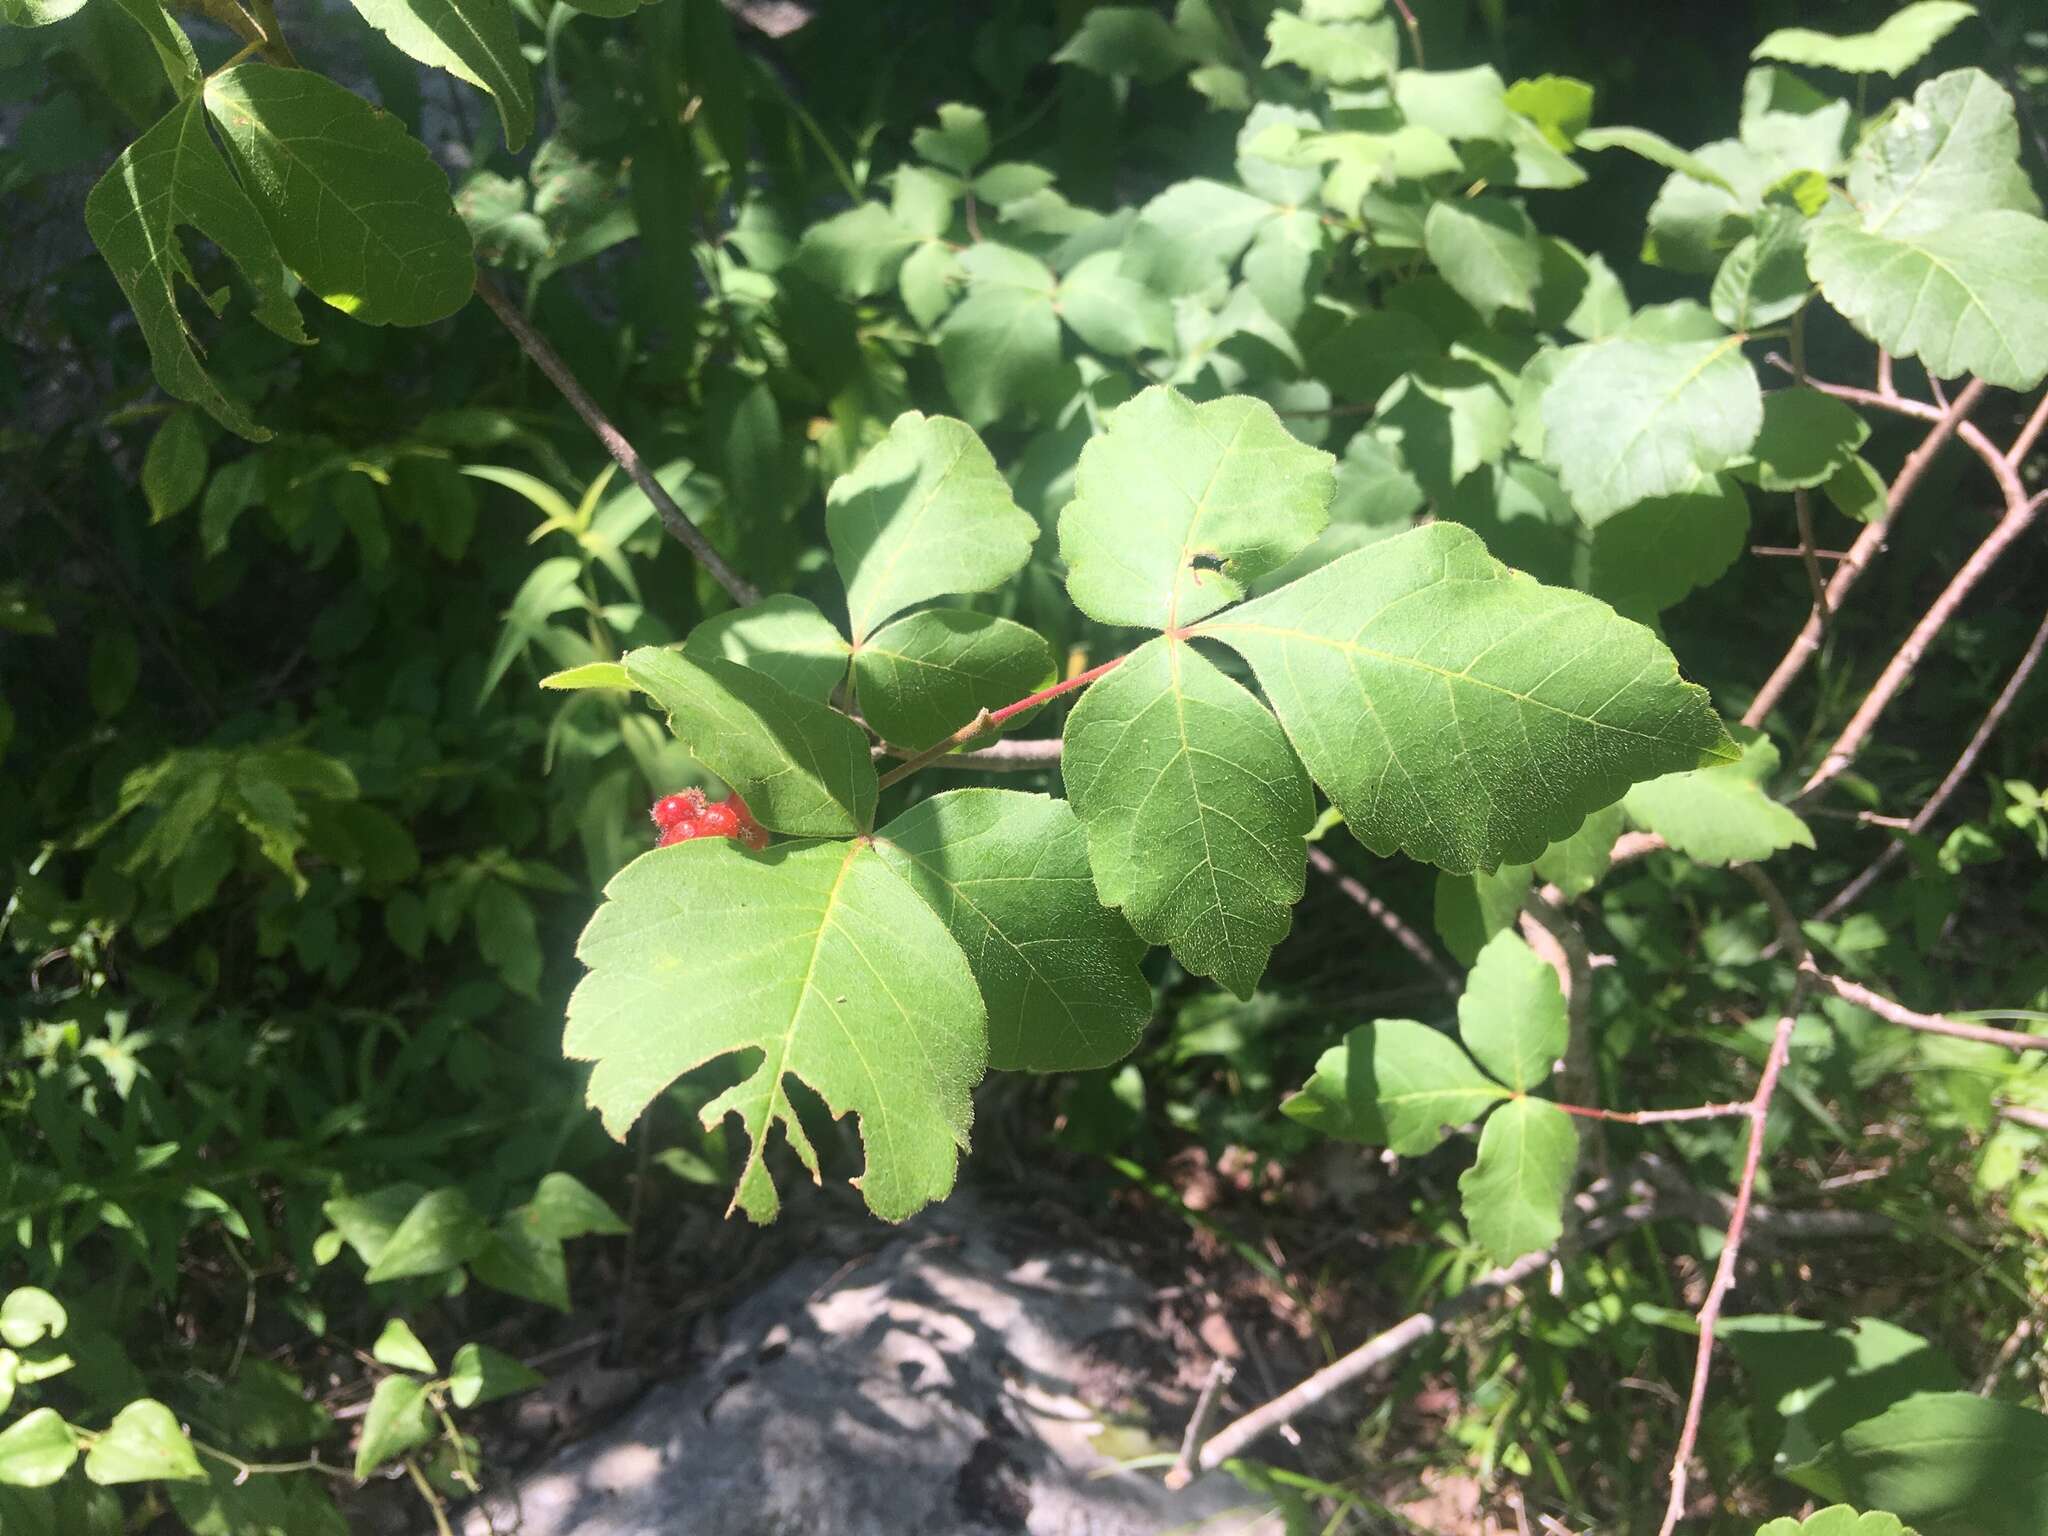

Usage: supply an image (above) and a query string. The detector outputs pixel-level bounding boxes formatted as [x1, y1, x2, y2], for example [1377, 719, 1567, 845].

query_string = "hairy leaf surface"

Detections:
[567, 840, 986, 1222]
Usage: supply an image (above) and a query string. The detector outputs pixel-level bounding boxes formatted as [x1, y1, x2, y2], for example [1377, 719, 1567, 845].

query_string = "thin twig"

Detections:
[2011, 390, 2048, 471]
[1787, 316, 1831, 631]
[1164, 1359, 1236, 1489]
[473, 274, 759, 607]
[2000, 1104, 2048, 1133]
[874, 655, 1126, 790]
[1819, 603, 2048, 918]
[1799, 489, 2046, 798]
[1657, 1008, 1798, 1536]
[1744, 379, 1986, 728]
[1553, 1100, 1752, 1125]
[1306, 845, 1460, 994]
[1807, 969, 2047, 1055]
[1191, 1198, 1663, 1475]
[873, 736, 1064, 770]
[1519, 894, 1599, 1123]
[1779, 364, 2026, 513]
[1387, 0, 1424, 66]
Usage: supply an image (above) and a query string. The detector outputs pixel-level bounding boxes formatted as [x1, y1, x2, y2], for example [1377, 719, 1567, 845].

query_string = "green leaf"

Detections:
[1054, 6, 1193, 84]
[142, 410, 206, 523]
[910, 103, 988, 175]
[448, 1343, 543, 1410]
[566, 839, 987, 1222]
[1434, 862, 1533, 966]
[473, 880, 540, 998]
[370, 1319, 436, 1374]
[1286, 1019, 1506, 1154]
[539, 661, 632, 692]
[1809, 1392, 2048, 1536]
[1755, 1510, 1917, 1536]
[1056, 250, 1174, 356]
[85, 96, 309, 441]
[1737, 389, 1869, 491]
[1725, 1315, 1965, 1473]
[937, 251, 1064, 427]
[1532, 803, 1626, 898]
[1624, 727, 1813, 867]
[852, 611, 1053, 752]
[1824, 454, 1890, 525]
[826, 410, 1040, 644]
[365, 1187, 489, 1282]
[1754, 2, 1978, 76]
[795, 203, 920, 297]
[1062, 637, 1314, 999]
[1123, 179, 1277, 297]
[1395, 66, 1514, 144]
[1264, 10, 1396, 84]
[91, 631, 138, 719]
[0, 0, 85, 22]
[107, 0, 202, 96]
[1847, 71, 2038, 238]
[353, 1376, 434, 1478]
[1200, 523, 1737, 873]
[1585, 475, 1752, 621]
[81, 1400, 204, 1486]
[203, 64, 474, 327]
[0, 1410, 78, 1488]
[1806, 214, 2048, 391]
[684, 597, 851, 704]
[874, 790, 1151, 1072]
[1058, 387, 1336, 632]
[1576, 126, 1742, 195]
[1506, 75, 1595, 150]
[1423, 197, 1541, 322]
[344, 0, 535, 150]
[1370, 363, 1513, 500]
[469, 1219, 568, 1311]
[624, 647, 876, 837]
[516, 1172, 628, 1240]
[321, 1184, 425, 1270]
[1711, 207, 1812, 331]
[1458, 930, 1566, 1093]
[1458, 1096, 1574, 1262]
[0, 1292, 65, 1350]
[1538, 335, 1763, 521]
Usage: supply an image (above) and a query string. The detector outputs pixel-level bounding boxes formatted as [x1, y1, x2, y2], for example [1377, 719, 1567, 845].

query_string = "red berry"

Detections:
[657, 820, 703, 847]
[651, 789, 708, 828]
[726, 795, 770, 850]
[695, 802, 741, 839]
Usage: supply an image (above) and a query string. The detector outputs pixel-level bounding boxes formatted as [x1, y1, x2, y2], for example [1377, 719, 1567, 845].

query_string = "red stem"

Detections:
[872, 651, 1130, 790]
[1554, 1100, 1753, 1126]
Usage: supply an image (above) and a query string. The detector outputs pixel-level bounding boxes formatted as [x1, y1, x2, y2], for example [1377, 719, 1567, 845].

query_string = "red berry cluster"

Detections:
[650, 788, 769, 850]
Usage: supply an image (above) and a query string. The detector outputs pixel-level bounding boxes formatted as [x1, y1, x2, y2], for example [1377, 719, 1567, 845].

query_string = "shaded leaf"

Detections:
[345, 0, 534, 150]
[1533, 803, 1626, 898]
[852, 610, 1053, 752]
[365, 1187, 488, 1282]
[353, 1377, 433, 1479]
[1285, 1019, 1505, 1154]
[1738, 389, 1869, 491]
[1807, 1392, 2048, 1536]
[685, 596, 851, 703]
[1459, 1096, 1574, 1262]
[448, 1344, 543, 1409]
[1459, 930, 1566, 1092]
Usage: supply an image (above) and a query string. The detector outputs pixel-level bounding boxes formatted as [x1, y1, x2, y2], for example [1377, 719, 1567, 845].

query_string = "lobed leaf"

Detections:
[874, 790, 1151, 1072]
[1059, 386, 1336, 632]
[344, 0, 535, 150]
[684, 595, 852, 704]
[1459, 1095, 1575, 1262]
[1062, 636, 1314, 999]
[851, 610, 1054, 752]
[826, 411, 1039, 643]
[1753, 2, 1978, 77]
[566, 840, 987, 1222]
[1458, 930, 1567, 1093]
[1624, 728, 1813, 867]
[1200, 523, 1736, 874]
[625, 647, 875, 838]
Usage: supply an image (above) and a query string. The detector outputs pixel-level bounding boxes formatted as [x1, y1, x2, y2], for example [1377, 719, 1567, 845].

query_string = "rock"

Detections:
[461, 1195, 1279, 1536]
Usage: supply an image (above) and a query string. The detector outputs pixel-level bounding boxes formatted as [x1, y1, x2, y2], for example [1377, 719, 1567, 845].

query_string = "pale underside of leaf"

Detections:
[345, 0, 536, 150]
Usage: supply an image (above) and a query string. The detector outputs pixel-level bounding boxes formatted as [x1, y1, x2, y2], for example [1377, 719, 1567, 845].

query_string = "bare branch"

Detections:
[2008, 389, 2048, 472]
[1307, 845, 1460, 994]
[1164, 1359, 1236, 1490]
[1819, 603, 2048, 918]
[1519, 893, 1599, 1114]
[1800, 489, 2047, 798]
[873, 736, 1065, 771]
[1807, 969, 2048, 1055]
[473, 274, 760, 607]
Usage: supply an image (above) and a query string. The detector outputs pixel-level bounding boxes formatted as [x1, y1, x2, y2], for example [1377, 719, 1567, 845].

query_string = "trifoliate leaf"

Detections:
[82, 1399, 206, 1485]
[684, 595, 852, 704]
[566, 839, 987, 1222]
[1458, 930, 1566, 1093]
[826, 411, 1040, 643]
[85, 96, 308, 441]
[625, 647, 876, 837]
[852, 610, 1053, 752]
[1737, 388, 1870, 491]
[1753, 2, 1978, 77]
[1538, 334, 1763, 521]
[875, 790, 1151, 1072]
[1058, 387, 1335, 631]
[1062, 637, 1314, 999]
[344, 0, 535, 151]
[1423, 197, 1542, 322]
[1200, 523, 1737, 874]
[1371, 362, 1513, 499]
[1623, 727, 1812, 866]
[1532, 802, 1626, 897]
[354, 1376, 433, 1478]
[448, 1343, 544, 1409]
[202, 64, 475, 327]
[1285, 1019, 1506, 1153]
[1459, 1095, 1574, 1262]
